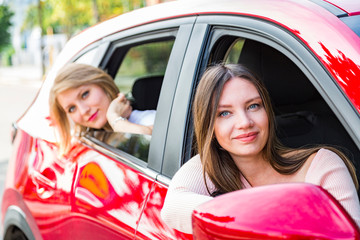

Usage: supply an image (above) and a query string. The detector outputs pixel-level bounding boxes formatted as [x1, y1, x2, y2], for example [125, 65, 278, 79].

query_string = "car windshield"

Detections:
[341, 15, 360, 38]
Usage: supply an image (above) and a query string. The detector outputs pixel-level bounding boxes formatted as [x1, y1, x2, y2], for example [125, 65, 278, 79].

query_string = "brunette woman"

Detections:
[161, 63, 360, 233]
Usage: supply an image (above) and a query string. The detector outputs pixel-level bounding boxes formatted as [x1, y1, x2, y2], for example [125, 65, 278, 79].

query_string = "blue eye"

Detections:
[82, 91, 89, 99]
[248, 103, 260, 110]
[219, 111, 230, 117]
[68, 106, 75, 113]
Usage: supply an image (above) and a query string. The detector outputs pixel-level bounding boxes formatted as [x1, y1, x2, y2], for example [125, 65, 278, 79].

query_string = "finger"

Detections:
[117, 93, 126, 102]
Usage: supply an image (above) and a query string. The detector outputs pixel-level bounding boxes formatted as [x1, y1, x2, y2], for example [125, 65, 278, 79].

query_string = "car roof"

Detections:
[60, 0, 359, 66]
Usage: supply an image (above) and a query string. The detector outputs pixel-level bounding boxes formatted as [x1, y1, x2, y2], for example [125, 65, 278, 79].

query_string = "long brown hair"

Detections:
[49, 63, 119, 155]
[193, 63, 358, 195]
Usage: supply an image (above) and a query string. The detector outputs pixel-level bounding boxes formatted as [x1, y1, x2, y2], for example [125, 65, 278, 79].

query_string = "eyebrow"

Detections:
[63, 88, 86, 111]
[217, 96, 262, 108]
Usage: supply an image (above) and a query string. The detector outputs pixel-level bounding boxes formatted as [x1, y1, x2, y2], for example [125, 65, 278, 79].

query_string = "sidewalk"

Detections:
[0, 65, 44, 88]
[0, 65, 43, 163]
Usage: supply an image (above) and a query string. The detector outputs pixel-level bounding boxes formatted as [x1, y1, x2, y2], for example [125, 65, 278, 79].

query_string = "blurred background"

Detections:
[0, 0, 172, 77]
[0, 0, 171, 232]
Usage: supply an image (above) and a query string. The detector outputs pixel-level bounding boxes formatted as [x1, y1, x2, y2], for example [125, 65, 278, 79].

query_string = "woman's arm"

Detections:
[306, 148, 360, 227]
[110, 118, 152, 135]
[107, 93, 153, 135]
[161, 155, 214, 234]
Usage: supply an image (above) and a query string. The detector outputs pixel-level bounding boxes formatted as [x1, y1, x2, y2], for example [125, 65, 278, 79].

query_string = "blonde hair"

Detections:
[49, 63, 119, 155]
[193, 63, 358, 196]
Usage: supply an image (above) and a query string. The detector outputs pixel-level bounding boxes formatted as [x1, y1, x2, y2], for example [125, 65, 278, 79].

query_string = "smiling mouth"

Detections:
[234, 132, 258, 143]
[88, 111, 98, 122]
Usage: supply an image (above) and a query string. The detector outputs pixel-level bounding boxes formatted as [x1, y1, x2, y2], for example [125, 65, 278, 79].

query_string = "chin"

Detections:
[87, 121, 106, 130]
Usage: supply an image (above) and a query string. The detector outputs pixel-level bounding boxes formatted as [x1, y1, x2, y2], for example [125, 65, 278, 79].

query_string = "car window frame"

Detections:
[79, 17, 197, 175]
[159, 14, 360, 182]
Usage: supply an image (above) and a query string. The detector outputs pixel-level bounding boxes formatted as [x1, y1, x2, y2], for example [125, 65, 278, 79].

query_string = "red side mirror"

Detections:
[192, 183, 359, 239]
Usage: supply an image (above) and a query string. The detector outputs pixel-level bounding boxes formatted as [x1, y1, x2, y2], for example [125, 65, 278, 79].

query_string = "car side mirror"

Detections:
[192, 183, 360, 239]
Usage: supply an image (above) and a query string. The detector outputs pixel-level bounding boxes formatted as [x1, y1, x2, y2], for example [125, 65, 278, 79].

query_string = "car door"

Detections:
[69, 18, 196, 239]
[155, 12, 360, 234]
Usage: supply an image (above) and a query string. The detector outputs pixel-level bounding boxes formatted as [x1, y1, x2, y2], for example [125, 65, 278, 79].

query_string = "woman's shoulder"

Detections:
[305, 148, 348, 179]
[312, 148, 345, 166]
[170, 154, 205, 185]
[287, 148, 343, 181]
[169, 154, 213, 194]
[179, 154, 202, 172]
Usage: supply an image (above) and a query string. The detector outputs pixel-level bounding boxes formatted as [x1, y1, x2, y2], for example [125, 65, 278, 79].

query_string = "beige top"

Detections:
[160, 149, 360, 234]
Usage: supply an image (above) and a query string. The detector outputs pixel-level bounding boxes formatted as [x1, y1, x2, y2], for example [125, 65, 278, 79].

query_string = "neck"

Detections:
[232, 154, 277, 187]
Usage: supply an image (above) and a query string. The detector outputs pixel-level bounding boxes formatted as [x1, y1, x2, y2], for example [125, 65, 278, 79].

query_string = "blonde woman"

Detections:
[161, 63, 360, 233]
[49, 63, 155, 154]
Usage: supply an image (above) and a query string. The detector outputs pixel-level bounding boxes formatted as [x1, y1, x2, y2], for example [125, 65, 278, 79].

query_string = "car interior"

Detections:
[131, 75, 163, 111]
[238, 40, 356, 149]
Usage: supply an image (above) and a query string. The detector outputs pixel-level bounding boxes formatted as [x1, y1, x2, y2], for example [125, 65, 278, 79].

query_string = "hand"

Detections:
[106, 93, 132, 124]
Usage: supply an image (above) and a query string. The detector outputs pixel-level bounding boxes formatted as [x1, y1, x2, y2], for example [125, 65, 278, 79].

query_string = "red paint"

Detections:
[193, 184, 360, 239]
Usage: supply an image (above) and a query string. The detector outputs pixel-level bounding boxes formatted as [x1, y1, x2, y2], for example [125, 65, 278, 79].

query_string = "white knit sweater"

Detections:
[161, 148, 360, 234]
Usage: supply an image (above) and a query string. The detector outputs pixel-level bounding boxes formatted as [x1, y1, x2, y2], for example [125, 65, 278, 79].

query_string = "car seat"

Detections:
[131, 75, 163, 111]
[237, 39, 360, 176]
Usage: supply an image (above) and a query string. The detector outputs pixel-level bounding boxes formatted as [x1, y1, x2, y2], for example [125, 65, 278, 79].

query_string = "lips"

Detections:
[234, 132, 258, 143]
[88, 111, 99, 122]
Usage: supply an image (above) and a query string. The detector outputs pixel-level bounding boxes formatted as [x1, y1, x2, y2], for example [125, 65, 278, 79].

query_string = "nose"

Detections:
[78, 102, 90, 116]
[234, 111, 254, 129]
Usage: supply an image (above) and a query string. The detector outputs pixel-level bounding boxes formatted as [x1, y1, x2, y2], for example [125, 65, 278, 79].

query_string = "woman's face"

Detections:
[214, 77, 269, 160]
[57, 84, 111, 129]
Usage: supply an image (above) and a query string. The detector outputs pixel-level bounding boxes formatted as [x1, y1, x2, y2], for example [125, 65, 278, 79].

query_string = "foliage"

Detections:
[0, 5, 14, 53]
[21, 0, 146, 38]
[1, 45, 15, 66]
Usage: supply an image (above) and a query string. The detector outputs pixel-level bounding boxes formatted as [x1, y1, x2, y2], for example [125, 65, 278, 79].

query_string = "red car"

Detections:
[2, 0, 360, 239]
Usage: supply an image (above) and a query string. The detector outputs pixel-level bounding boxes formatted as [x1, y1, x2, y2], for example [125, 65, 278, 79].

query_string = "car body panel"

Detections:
[3, 129, 47, 240]
[192, 184, 360, 239]
[71, 148, 155, 239]
[135, 182, 192, 239]
[3, 129, 78, 239]
[2, 129, 159, 239]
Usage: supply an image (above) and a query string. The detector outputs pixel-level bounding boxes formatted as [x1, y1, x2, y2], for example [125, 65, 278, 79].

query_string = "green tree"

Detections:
[22, 0, 146, 39]
[0, 5, 14, 53]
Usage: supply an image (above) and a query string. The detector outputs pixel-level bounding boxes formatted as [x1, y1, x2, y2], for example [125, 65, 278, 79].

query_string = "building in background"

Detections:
[5, 0, 66, 73]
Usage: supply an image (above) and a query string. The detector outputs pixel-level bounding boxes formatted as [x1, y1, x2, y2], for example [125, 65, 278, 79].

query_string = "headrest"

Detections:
[131, 75, 163, 110]
[238, 40, 320, 107]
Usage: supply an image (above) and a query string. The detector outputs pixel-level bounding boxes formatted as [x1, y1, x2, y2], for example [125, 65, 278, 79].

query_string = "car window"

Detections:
[87, 38, 175, 164]
[224, 38, 245, 64]
[89, 130, 151, 164]
[189, 33, 360, 170]
[74, 46, 99, 64]
[114, 40, 174, 95]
